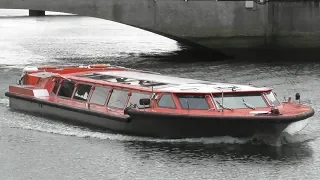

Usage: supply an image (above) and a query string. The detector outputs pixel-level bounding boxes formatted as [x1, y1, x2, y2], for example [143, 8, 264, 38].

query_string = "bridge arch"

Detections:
[1, 0, 320, 60]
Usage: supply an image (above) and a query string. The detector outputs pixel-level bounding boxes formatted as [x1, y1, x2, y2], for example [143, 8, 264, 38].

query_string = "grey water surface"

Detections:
[0, 9, 320, 180]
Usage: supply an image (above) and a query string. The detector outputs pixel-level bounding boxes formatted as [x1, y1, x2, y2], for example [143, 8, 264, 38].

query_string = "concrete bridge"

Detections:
[1, 0, 320, 59]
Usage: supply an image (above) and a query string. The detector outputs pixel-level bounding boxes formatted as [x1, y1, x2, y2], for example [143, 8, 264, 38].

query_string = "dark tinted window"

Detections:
[73, 84, 92, 101]
[158, 94, 176, 108]
[107, 89, 129, 109]
[177, 94, 209, 110]
[127, 92, 150, 107]
[58, 80, 75, 98]
[52, 80, 60, 95]
[89, 86, 110, 105]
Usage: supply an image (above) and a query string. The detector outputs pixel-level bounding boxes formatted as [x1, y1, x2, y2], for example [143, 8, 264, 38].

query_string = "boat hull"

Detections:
[6, 93, 131, 133]
[5, 92, 315, 139]
[124, 108, 314, 138]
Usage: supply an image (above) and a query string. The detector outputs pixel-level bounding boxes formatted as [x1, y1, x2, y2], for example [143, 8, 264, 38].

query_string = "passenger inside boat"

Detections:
[73, 83, 91, 101]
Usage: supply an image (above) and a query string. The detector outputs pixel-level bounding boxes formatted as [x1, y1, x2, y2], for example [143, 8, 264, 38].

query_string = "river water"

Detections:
[1, 9, 320, 180]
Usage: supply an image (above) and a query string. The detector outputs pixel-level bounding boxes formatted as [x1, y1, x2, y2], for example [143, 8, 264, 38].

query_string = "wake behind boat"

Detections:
[5, 64, 315, 139]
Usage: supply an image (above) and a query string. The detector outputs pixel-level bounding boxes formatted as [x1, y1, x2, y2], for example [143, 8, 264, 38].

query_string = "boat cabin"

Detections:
[16, 65, 281, 113]
[41, 73, 281, 113]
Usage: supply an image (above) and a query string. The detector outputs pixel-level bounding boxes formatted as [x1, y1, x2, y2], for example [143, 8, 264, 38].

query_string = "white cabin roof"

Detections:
[83, 70, 271, 93]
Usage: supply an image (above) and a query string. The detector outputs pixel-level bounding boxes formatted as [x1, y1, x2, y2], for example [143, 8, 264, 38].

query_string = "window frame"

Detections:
[126, 90, 151, 108]
[177, 94, 210, 110]
[71, 83, 93, 102]
[88, 85, 112, 106]
[157, 93, 177, 109]
[57, 80, 76, 99]
[51, 79, 61, 96]
[106, 88, 130, 109]
[212, 92, 269, 110]
[263, 91, 281, 107]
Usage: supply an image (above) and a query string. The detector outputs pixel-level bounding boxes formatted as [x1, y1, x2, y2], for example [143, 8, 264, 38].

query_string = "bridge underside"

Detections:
[1, 0, 320, 60]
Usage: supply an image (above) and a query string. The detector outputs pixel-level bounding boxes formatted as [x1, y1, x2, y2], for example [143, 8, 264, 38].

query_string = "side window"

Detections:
[127, 92, 150, 107]
[158, 93, 176, 108]
[107, 89, 129, 109]
[73, 84, 92, 102]
[265, 91, 281, 106]
[58, 80, 75, 98]
[51, 80, 60, 95]
[177, 94, 210, 110]
[89, 86, 110, 105]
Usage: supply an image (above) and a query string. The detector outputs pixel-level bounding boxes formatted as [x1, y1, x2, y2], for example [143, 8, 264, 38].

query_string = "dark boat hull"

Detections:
[124, 108, 314, 138]
[5, 92, 315, 139]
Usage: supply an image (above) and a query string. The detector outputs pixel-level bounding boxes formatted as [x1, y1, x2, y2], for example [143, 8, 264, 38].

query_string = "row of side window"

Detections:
[53, 80, 150, 109]
[158, 93, 210, 110]
[52, 80, 210, 110]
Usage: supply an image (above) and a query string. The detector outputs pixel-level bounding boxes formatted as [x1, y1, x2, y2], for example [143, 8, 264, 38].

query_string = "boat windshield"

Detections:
[212, 92, 268, 109]
[264, 91, 281, 106]
[177, 94, 210, 110]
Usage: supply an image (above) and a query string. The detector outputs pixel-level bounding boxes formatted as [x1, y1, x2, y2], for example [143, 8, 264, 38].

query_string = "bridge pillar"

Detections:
[29, 10, 45, 16]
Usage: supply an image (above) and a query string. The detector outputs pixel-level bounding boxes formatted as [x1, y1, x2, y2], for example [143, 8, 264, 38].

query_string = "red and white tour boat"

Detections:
[5, 64, 315, 139]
